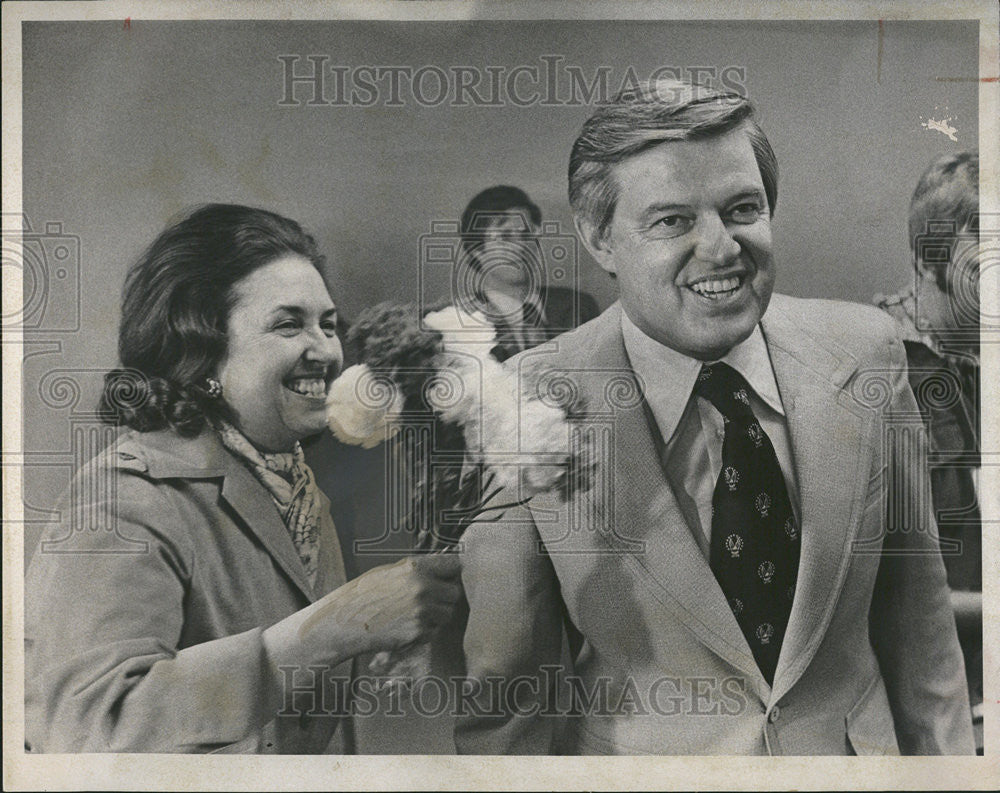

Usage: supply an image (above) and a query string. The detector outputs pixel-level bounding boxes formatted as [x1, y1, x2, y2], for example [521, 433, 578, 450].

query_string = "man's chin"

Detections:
[686, 318, 759, 361]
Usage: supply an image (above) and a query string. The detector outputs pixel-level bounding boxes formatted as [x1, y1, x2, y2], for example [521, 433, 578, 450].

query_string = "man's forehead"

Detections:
[611, 133, 763, 203]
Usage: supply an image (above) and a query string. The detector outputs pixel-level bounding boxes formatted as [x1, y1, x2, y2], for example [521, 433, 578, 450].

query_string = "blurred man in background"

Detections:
[874, 150, 982, 752]
[459, 185, 599, 361]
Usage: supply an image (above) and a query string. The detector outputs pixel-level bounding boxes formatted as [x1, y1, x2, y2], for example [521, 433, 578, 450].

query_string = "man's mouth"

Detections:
[686, 274, 745, 300]
[283, 375, 329, 398]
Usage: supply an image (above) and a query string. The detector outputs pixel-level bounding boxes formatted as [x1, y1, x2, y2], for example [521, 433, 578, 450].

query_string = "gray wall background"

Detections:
[21, 20, 978, 453]
[19, 17, 979, 751]
[20, 12, 980, 585]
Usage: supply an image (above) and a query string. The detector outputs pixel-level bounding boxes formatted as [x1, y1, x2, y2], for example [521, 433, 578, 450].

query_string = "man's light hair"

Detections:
[908, 151, 979, 293]
[568, 79, 778, 240]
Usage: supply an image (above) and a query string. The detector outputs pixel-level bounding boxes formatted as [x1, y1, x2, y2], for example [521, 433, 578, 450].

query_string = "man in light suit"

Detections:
[455, 79, 974, 755]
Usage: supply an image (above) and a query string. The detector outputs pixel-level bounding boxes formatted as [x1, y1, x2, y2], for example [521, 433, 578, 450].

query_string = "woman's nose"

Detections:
[303, 326, 342, 364]
[694, 214, 741, 264]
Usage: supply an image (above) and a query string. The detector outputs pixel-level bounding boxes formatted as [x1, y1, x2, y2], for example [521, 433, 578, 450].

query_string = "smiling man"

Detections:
[456, 79, 974, 755]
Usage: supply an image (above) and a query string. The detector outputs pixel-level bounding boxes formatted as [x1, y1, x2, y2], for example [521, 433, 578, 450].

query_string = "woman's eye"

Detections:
[729, 203, 762, 224]
[321, 321, 339, 337]
[273, 320, 301, 334]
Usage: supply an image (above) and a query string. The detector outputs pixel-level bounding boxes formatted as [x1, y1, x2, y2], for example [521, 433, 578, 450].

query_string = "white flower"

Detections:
[427, 352, 485, 427]
[326, 364, 404, 449]
[461, 359, 573, 497]
[423, 305, 496, 359]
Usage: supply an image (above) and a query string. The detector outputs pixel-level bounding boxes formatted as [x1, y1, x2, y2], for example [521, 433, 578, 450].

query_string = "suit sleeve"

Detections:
[454, 502, 565, 754]
[868, 333, 975, 754]
[25, 463, 282, 752]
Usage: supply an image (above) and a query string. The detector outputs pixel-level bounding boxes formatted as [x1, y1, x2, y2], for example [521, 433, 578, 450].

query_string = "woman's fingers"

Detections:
[284, 554, 464, 664]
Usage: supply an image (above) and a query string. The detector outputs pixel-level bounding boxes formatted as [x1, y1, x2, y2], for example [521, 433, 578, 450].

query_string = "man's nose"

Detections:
[694, 214, 741, 264]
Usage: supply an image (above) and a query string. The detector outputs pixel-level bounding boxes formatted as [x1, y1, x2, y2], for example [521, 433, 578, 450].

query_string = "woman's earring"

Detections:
[205, 378, 223, 399]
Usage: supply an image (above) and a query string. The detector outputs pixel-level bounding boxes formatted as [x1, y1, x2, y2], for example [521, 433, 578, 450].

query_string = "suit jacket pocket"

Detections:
[846, 673, 900, 755]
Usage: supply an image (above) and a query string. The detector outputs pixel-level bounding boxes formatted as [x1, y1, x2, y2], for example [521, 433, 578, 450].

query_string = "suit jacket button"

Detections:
[768, 705, 781, 723]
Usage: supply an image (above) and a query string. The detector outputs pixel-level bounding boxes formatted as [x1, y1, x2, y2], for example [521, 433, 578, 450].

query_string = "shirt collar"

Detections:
[479, 287, 546, 324]
[621, 309, 785, 444]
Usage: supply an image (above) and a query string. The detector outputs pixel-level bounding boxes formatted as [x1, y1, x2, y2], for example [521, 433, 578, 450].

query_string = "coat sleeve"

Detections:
[454, 502, 566, 754]
[868, 333, 975, 755]
[25, 461, 283, 753]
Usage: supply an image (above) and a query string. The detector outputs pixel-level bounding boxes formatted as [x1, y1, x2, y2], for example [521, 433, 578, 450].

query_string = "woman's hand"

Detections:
[261, 554, 462, 672]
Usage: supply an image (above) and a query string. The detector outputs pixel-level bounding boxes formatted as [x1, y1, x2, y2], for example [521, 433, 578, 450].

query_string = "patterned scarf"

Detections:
[217, 421, 321, 589]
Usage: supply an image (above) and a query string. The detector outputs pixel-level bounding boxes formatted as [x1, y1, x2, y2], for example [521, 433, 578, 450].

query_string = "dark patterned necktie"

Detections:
[696, 362, 800, 684]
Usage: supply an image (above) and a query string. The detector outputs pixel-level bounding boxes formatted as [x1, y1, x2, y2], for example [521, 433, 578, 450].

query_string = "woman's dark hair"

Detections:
[99, 203, 326, 435]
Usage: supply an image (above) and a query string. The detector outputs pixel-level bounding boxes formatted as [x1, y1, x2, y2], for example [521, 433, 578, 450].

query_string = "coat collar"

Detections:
[120, 426, 229, 479]
[120, 428, 319, 601]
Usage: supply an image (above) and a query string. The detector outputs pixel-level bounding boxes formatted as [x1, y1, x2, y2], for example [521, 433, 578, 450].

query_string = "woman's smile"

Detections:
[283, 374, 331, 398]
[218, 255, 343, 452]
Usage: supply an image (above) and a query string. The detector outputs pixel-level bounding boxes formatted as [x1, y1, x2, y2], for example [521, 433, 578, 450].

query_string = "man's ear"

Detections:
[574, 215, 616, 275]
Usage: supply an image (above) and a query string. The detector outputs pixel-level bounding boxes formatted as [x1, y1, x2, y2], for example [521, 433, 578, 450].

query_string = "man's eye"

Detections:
[321, 321, 339, 337]
[273, 320, 301, 334]
[728, 203, 762, 224]
[653, 215, 694, 236]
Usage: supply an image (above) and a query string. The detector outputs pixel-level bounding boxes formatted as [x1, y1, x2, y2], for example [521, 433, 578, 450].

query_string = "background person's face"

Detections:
[471, 211, 540, 291]
[915, 219, 981, 350]
[586, 128, 775, 360]
[217, 255, 343, 452]
[945, 230, 981, 339]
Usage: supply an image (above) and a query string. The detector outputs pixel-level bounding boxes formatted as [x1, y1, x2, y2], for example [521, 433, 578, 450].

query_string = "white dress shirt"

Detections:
[621, 310, 802, 557]
[481, 287, 547, 353]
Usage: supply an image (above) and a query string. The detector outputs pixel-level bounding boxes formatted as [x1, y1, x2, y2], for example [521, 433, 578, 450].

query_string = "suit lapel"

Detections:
[563, 305, 767, 690]
[761, 298, 876, 703]
[220, 457, 317, 603]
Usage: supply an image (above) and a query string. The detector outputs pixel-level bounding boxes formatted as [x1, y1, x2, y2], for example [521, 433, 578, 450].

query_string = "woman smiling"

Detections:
[24, 204, 462, 753]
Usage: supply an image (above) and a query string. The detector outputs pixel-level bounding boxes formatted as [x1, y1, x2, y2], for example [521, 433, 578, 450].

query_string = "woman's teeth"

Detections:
[689, 276, 742, 298]
[286, 378, 327, 397]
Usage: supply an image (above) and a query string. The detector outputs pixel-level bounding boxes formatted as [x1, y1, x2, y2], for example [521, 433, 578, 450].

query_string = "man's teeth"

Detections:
[287, 378, 327, 397]
[689, 276, 742, 297]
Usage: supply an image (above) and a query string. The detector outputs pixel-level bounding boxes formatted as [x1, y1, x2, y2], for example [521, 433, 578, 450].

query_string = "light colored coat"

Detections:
[25, 427, 355, 753]
[456, 296, 974, 755]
